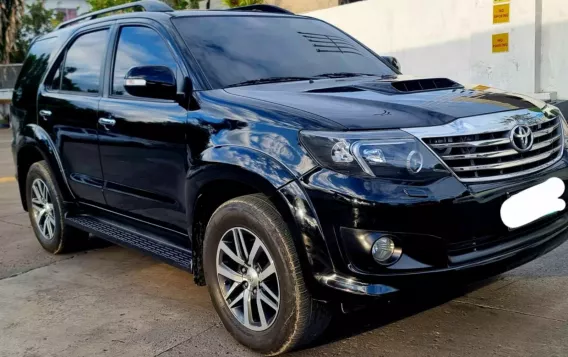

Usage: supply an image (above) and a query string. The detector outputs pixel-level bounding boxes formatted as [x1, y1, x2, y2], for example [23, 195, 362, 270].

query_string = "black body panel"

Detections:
[37, 91, 106, 204]
[97, 98, 189, 232]
[226, 79, 542, 130]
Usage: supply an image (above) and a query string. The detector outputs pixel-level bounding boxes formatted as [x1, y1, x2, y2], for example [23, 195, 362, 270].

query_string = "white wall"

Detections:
[540, 0, 568, 100]
[308, 0, 568, 100]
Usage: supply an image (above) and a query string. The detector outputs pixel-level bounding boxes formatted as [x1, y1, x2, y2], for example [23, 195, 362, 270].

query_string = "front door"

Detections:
[37, 27, 111, 204]
[98, 23, 188, 232]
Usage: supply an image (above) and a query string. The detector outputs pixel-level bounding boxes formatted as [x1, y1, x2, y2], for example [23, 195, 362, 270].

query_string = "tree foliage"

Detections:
[10, 0, 64, 63]
[0, 0, 25, 63]
[86, 0, 201, 11]
[222, 0, 263, 7]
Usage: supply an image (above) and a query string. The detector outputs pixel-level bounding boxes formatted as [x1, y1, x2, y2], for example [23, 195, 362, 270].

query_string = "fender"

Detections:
[200, 145, 296, 187]
[277, 180, 336, 277]
[16, 124, 75, 208]
[186, 146, 297, 285]
[187, 145, 335, 285]
[187, 145, 297, 229]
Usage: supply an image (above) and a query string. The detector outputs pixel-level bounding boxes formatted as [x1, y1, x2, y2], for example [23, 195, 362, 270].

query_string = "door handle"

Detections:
[98, 118, 116, 130]
[39, 110, 52, 120]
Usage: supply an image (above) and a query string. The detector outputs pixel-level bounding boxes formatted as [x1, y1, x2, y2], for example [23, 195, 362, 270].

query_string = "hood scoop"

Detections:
[304, 78, 463, 95]
[352, 77, 463, 95]
[391, 78, 462, 92]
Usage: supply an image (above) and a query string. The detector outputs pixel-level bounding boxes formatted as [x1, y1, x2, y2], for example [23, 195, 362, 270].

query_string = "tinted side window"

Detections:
[12, 37, 57, 108]
[61, 30, 108, 94]
[112, 26, 177, 97]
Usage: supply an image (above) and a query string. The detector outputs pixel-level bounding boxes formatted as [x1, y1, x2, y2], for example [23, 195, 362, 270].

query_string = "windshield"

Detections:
[173, 15, 396, 89]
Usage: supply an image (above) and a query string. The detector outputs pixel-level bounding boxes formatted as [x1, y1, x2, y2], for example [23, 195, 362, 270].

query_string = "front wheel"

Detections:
[203, 194, 330, 355]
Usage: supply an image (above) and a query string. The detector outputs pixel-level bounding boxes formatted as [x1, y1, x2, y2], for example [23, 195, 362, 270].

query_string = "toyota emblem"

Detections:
[510, 125, 534, 152]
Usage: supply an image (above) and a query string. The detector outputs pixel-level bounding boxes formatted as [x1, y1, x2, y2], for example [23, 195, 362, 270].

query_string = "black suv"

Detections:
[10, 1, 568, 354]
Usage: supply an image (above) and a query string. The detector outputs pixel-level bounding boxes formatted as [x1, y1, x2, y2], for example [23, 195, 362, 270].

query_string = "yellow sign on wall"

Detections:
[492, 33, 509, 53]
[493, 3, 510, 23]
[494, 0, 509, 3]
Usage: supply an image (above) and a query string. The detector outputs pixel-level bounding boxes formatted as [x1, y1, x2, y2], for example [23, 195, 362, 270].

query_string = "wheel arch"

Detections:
[187, 148, 306, 286]
[16, 125, 74, 210]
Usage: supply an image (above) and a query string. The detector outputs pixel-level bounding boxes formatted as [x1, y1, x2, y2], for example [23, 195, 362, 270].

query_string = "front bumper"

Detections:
[315, 213, 568, 296]
[291, 152, 568, 297]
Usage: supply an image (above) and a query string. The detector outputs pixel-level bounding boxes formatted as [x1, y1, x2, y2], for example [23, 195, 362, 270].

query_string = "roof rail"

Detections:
[227, 4, 294, 15]
[55, 0, 174, 30]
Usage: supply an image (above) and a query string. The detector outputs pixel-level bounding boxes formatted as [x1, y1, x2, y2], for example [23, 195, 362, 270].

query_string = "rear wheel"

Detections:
[203, 194, 330, 355]
[25, 161, 88, 254]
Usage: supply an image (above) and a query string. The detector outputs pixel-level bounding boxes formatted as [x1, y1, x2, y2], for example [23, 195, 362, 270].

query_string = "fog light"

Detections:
[371, 236, 402, 265]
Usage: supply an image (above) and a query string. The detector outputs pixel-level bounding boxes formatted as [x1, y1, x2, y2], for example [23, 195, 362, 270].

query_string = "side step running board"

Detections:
[65, 215, 192, 271]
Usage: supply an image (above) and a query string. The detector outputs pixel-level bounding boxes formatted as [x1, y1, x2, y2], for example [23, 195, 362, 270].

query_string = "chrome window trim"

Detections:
[403, 109, 565, 183]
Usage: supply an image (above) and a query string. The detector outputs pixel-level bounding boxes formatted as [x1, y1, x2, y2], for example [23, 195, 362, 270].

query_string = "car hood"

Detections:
[224, 76, 547, 130]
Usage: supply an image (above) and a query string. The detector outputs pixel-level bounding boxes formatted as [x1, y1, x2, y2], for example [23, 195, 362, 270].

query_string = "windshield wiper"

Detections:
[314, 72, 378, 79]
[226, 76, 315, 88]
[314, 72, 397, 79]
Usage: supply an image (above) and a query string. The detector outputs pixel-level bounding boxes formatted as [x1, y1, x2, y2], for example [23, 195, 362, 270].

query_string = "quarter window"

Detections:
[61, 30, 108, 94]
[50, 64, 62, 91]
[112, 26, 177, 97]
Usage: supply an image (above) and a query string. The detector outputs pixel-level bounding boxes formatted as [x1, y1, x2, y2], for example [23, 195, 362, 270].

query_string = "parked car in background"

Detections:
[10, 1, 568, 354]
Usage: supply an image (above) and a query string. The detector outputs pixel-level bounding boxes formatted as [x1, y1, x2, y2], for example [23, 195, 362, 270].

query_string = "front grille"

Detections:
[423, 116, 563, 181]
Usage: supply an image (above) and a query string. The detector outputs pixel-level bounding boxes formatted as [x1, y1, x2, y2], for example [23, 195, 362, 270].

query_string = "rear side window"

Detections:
[111, 26, 177, 97]
[12, 37, 57, 108]
[60, 30, 109, 94]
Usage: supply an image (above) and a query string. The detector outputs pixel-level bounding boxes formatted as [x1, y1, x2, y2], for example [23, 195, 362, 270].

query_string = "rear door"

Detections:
[37, 25, 112, 204]
[97, 20, 189, 232]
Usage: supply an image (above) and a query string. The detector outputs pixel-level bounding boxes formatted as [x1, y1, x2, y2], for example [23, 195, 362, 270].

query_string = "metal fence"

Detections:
[0, 64, 22, 90]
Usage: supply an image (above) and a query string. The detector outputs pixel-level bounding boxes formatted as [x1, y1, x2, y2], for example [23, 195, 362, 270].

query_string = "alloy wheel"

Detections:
[216, 227, 280, 331]
[30, 178, 56, 240]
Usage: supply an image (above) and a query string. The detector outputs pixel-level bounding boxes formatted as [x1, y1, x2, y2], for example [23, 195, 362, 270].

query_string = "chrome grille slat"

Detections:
[452, 146, 561, 172]
[429, 137, 510, 149]
[442, 134, 561, 160]
[406, 110, 565, 182]
[533, 122, 559, 138]
[529, 114, 559, 125]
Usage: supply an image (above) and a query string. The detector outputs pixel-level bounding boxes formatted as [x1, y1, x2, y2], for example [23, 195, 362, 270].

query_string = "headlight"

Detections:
[300, 130, 450, 181]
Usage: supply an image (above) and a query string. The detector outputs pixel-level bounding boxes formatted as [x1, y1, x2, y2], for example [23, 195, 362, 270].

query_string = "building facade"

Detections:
[25, 0, 90, 20]
[203, 0, 365, 13]
[264, 0, 338, 13]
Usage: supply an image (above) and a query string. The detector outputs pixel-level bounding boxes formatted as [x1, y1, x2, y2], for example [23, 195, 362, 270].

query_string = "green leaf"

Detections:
[222, 0, 263, 8]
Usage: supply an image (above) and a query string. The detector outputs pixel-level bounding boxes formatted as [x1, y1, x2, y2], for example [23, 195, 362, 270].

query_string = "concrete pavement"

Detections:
[1, 127, 568, 357]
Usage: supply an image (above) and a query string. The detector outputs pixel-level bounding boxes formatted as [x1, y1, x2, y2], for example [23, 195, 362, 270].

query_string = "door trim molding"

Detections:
[79, 201, 189, 238]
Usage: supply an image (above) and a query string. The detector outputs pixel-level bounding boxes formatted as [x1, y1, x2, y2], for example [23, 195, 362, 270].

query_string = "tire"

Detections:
[25, 160, 88, 254]
[203, 194, 330, 355]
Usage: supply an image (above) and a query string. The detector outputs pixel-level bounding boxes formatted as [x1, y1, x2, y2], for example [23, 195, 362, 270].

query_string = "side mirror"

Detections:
[383, 56, 401, 72]
[124, 66, 176, 100]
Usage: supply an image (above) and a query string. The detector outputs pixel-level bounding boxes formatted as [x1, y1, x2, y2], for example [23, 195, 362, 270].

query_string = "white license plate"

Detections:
[500, 177, 566, 229]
